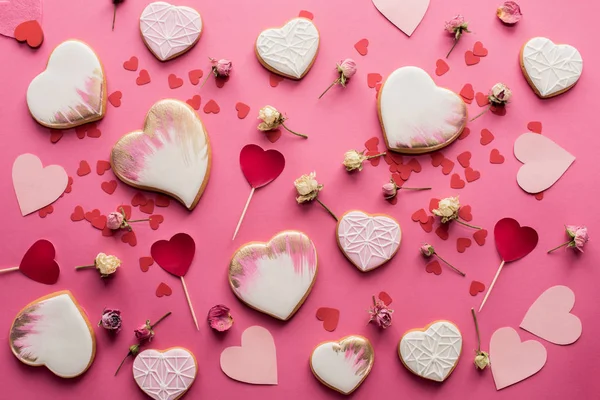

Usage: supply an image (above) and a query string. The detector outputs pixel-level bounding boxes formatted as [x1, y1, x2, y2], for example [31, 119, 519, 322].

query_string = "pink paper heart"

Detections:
[0, 0, 42, 38]
[520, 285, 582, 345]
[371, 0, 430, 36]
[490, 327, 547, 390]
[12, 154, 68, 216]
[220, 326, 277, 385]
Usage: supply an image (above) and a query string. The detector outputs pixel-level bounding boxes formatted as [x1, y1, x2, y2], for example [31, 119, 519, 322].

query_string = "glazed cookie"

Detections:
[520, 37, 583, 98]
[378, 66, 467, 154]
[140, 2, 203, 61]
[255, 17, 320, 79]
[26, 40, 106, 129]
[111, 99, 211, 211]
[9, 290, 96, 378]
[398, 320, 462, 382]
[310, 335, 374, 395]
[336, 210, 401, 272]
[133, 347, 198, 400]
[229, 231, 317, 321]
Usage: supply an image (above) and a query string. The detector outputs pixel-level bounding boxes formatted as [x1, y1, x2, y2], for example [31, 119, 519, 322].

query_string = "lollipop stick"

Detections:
[232, 187, 255, 240]
[479, 260, 505, 312]
[181, 277, 199, 330]
[0, 267, 19, 274]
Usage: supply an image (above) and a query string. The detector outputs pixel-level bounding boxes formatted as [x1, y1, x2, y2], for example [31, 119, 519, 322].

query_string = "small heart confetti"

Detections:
[136, 69, 151, 85]
[435, 59, 450, 76]
[139, 256, 154, 272]
[354, 38, 369, 56]
[123, 56, 139, 71]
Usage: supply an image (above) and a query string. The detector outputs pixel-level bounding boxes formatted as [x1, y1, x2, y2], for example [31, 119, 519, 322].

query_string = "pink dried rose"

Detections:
[368, 295, 393, 329]
[319, 58, 357, 99]
[382, 177, 431, 200]
[497, 1, 522, 24]
[471, 83, 512, 121]
[419, 243, 466, 276]
[548, 225, 589, 253]
[134, 321, 155, 342]
[207, 305, 234, 332]
[98, 308, 122, 332]
[107, 207, 149, 231]
[444, 15, 471, 58]
[201, 58, 232, 88]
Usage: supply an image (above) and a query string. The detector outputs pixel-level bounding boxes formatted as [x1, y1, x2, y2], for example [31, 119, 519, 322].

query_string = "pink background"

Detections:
[1, 0, 599, 398]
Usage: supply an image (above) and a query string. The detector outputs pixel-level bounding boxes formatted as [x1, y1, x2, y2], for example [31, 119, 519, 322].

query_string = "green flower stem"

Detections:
[548, 241, 572, 253]
[316, 198, 338, 221]
[318, 78, 341, 99]
[434, 253, 466, 276]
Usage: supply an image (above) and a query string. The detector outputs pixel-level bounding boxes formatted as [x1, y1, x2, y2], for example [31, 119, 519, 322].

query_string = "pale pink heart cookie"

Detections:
[371, 0, 430, 36]
[336, 210, 401, 272]
[378, 66, 467, 154]
[520, 285, 582, 345]
[229, 231, 317, 321]
[220, 326, 277, 385]
[12, 153, 68, 216]
[133, 347, 197, 400]
[490, 327, 547, 390]
[26, 40, 106, 129]
[111, 99, 211, 210]
[140, 2, 203, 61]
[310, 335, 374, 395]
[514, 132, 575, 194]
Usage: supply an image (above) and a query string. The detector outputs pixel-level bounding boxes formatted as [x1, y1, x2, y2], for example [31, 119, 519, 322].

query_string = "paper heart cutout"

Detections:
[14, 20, 43, 48]
[140, 199, 155, 214]
[18, 239, 59, 284]
[12, 154, 68, 216]
[188, 69, 203, 85]
[465, 51, 480, 66]
[111, 99, 211, 210]
[399, 320, 462, 382]
[371, 0, 429, 36]
[494, 218, 538, 262]
[473, 229, 488, 246]
[490, 149, 505, 164]
[132, 192, 148, 207]
[121, 230, 137, 246]
[139, 257, 154, 272]
[480, 128, 495, 145]
[460, 83, 475, 102]
[123, 56, 138, 71]
[140, 2, 202, 61]
[84, 209, 100, 222]
[91, 215, 107, 230]
[367, 73, 382, 88]
[71, 206, 85, 222]
[435, 59, 449, 76]
[514, 132, 575, 194]
[450, 173, 465, 189]
[298, 10, 314, 20]
[155, 282, 173, 297]
[27, 40, 106, 128]
[239, 144, 285, 188]
[520, 37, 582, 98]
[520, 285, 582, 345]
[107, 91, 122, 107]
[133, 348, 197, 399]
[220, 326, 277, 384]
[311, 335, 374, 395]
[379, 66, 467, 154]
[10, 291, 95, 378]
[256, 17, 320, 79]
[316, 307, 340, 332]
[235, 102, 250, 119]
[425, 260, 442, 275]
[136, 69, 151, 85]
[527, 121, 542, 134]
[149, 215, 164, 230]
[473, 41, 488, 57]
[101, 180, 117, 195]
[168, 73, 183, 89]
[229, 231, 317, 320]
[269, 73, 284, 87]
[457, 238, 472, 253]
[186, 95, 201, 110]
[354, 38, 369, 56]
[475, 92, 489, 107]
[0, 0, 42, 38]
[379, 291, 393, 305]
[203, 99, 220, 114]
[151, 233, 195, 277]
[465, 167, 480, 183]
[469, 281, 485, 296]
[336, 211, 401, 272]
[490, 327, 547, 390]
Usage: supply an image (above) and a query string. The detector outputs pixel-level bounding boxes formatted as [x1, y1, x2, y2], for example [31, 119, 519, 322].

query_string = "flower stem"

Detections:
[446, 38, 459, 58]
[200, 72, 211, 89]
[128, 219, 151, 223]
[150, 311, 172, 329]
[114, 352, 130, 376]
[471, 308, 481, 351]
[75, 265, 95, 270]
[365, 152, 386, 160]
[470, 105, 491, 122]
[281, 123, 308, 139]
[112, 5, 117, 31]
[434, 253, 466, 276]
[400, 187, 432, 191]
[318, 79, 340, 99]
[316, 198, 338, 221]
[455, 218, 482, 230]
[548, 241, 571, 253]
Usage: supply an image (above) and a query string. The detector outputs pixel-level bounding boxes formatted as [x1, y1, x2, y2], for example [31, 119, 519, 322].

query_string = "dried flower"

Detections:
[257, 105, 307, 138]
[201, 57, 232, 88]
[548, 225, 589, 253]
[294, 172, 338, 221]
[319, 58, 357, 99]
[432, 196, 481, 229]
[107, 207, 150, 231]
[445, 15, 471, 58]
[368, 295, 393, 329]
[342, 150, 386, 172]
[382, 177, 431, 200]
[207, 305, 234, 332]
[420, 244, 465, 276]
[497, 1, 522, 24]
[471, 83, 512, 121]
[75, 253, 121, 278]
[471, 309, 490, 370]
[112, 0, 124, 31]
[98, 308, 122, 332]
[134, 320, 154, 342]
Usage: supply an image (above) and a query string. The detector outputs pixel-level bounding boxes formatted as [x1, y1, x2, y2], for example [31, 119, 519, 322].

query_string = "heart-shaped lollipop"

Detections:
[0, 239, 59, 284]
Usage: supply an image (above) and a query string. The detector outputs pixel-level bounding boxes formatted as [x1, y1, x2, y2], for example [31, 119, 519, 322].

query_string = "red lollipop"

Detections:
[0, 240, 59, 284]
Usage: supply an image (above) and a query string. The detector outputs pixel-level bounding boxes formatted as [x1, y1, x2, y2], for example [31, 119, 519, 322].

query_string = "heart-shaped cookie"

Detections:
[10, 290, 95, 378]
[310, 335, 374, 395]
[111, 99, 211, 210]
[398, 320, 462, 382]
[255, 17, 320, 79]
[133, 347, 198, 399]
[228, 231, 318, 320]
[378, 66, 467, 154]
[371, 0, 430, 36]
[520, 37, 583, 98]
[336, 210, 401, 272]
[140, 2, 203, 61]
[26, 40, 106, 129]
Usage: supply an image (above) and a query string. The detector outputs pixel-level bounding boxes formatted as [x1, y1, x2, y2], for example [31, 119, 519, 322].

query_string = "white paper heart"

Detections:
[336, 210, 401, 272]
[10, 291, 95, 378]
[140, 2, 203, 61]
[310, 335, 374, 395]
[371, 0, 430, 36]
[398, 320, 462, 382]
[228, 231, 317, 320]
[514, 132, 575, 194]
[378, 66, 467, 154]
[133, 348, 198, 400]
[520, 37, 583, 98]
[255, 18, 320, 79]
[26, 40, 106, 129]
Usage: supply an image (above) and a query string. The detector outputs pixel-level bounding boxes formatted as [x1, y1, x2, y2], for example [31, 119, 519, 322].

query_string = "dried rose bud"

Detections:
[497, 1, 522, 24]
[207, 305, 234, 332]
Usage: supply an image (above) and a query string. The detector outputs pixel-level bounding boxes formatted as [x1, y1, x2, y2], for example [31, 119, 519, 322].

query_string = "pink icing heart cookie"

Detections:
[378, 66, 467, 154]
[228, 231, 318, 320]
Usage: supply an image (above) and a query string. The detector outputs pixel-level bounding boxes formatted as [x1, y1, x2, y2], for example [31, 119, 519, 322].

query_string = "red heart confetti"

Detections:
[465, 51, 480, 66]
[494, 218, 538, 262]
[101, 180, 117, 194]
[269, 73, 284, 87]
[465, 167, 481, 183]
[50, 130, 63, 144]
[473, 41, 488, 57]
[188, 69, 203, 85]
[435, 224, 450, 240]
[151, 233, 195, 277]
[118, 205, 132, 219]
[64, 176, 73, 194]
[123, 56, 139, 71]
[299, 10, 314, 20]
[379, 291, 393, 306]
[38, 205, 53, 218]
[365, 137, 379, 151]
[473, 229, 488, 246]
[14, 20, 44, 48]
[155, 194, 170, 207]
[236, 102, 250, 119]
[71, 206, 85, 221]
[469, 281, 485, 296]
[391, 173, 404, 186]
[77, 160, 91, 176]
[19, 240, 59, 285]
[215, 76, 229, 88]
[457, 151, 471, 168]
[431, 152, 445, 167]
[354, 38, 369, 56]
[457, 238, 472, 253]
[87, 126, 101, 138]
[480, 129, 494, 145]
[316, 307, 340, 332]
[186, 95, 201, 110]
[460, 84, 474, 103]
[365, 150, 381, 166]
[435, 59, 450, 76]
[168, 74, 183, 89]
[122, 230, 137, 247]
[441, 158, 455, 175]
[367, 73, 382, 88]
[411, 208, 429, 224]
[475, 92, 489, 107]
[75, 125, 86, 139]
[139, 256, 154, 272]
[96, 160, 111, 175]
[84, 209, 101, 222]
[458, 127, 471, 140]
[132, 192, 148, 207]
[240, 144, 285, 188]
[407, 158, 422, 172]
[535, 192, 544, 201]
[490, 104, 507, 116]
[91, 215, 107, 230]
[420, 216, 434, 233]
[429, 198, 440, 213]
[426, 260, 442, 275]
[140, 199, 155, 215]
[527, 121, 542, 134]
[458, 205, 472, 221]
[396, 164, 412, 180]
[136, 69, 151, 85]
[265, 129, 282, 143]
[156, 282, 173, 297]
[450, 173, 465, 189]
[108, 91, 122, 107]
[203, 99, 220, 114]
[149, 215, 164, 230]
[102, 226, 115, 237]
[490, 149, 505, 164]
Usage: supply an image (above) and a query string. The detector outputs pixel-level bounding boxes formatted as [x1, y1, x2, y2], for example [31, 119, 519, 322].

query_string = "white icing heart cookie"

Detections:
[229, 231, 318, 320]
[398, 320, 462, 382]
[27, 40, 106, 129]
[133, 347, 197, 400]
[9, 290, 96, 378]
[140, 2, 203, 61]
[520, 37, 583, 98]
[111, 99, 211, 210]
[255, 17, 320, 79]
[310, 335, 374, 395]
[336, 210, 401, 272]
[378, 66, 467, 154]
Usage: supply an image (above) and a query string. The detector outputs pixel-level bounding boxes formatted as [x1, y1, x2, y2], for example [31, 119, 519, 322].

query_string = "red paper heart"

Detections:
[527, 121, 542, 134]
[77, 160, 91, 176]
[188, 69, 203, 85]
[87, 127, 101, 138]
[140, 199, 155, 214]
[96, 160, 111, 175]
[430, 152, 445, 167]
[460, 84, 475, 103]
[108, 91, 122, 107]
[155, 194, 170, 207]
[387, 152, 403, 165]
[473, 229, 488, 246]
[236, 102, 250, 119]
[396, 164, 412, 180]
[215, 75, 229, 89]
[435, 59, 450, 76]
[407, 158, 422, 172]
[316, 307, 339, 332]
[426, 260, 442, 275]
[475, 92, 489, 107]
[457, 151, 471, 168]
[465, 167, 481, 183]
[420, 216, 434, 233]
[149, 215, 164, 230]
[429, 198, 440, 213]
[465, 51, 480, 66]
[367, 73, 382, 89]
[139, 256, 154, 272]
[14, 20, 44, 48]
[19, 240, 59, 284]
[365, 150, 381, 166]
[490, 104, 507, 116]
[102, 226, 115, 237]
[379, 291, 393, 306]
[168, 74, 183, 89]
[364, 137, 379, 151]
[84, 209, 101, 222]
[473, 41, 488, 57]
[71, 206, 85, 221]
[480, 129, 495, 145]
[354, 39, 369, 56]
[156, 282, 173, 297]
[38, 205, 53, 218]
[101, 180, 117, 194]
[75, 125, 86, 139]
[458, 205, 472, 221]
[436, 224, 450, 240]
[269, 73, 284, 87]
[457, 238, 472, 253]
[64, 177, 73, 194]
[239, 144, 285, 188]
[203, 99, 220, 114]
[535, 192, 544, 201]
[490, 149, 505, 164]
[91, 215, 107, 230]
[265, 128, 282, 143]
[131, 192, 148, 207]
[411, 208, 428, 224]
[299, 10, 314, 20]
[458, 127, 471, 140]
[469, 281, 485, 296]
[50, 130, 63, 143]
[118, 205, 132, 219]
[136, 69, 151, 85]
[186, 95, 201, 110]
[151, 233, 196, 277]
[123, 56, 139, 71]
[450, 173, 465, 189]
[441, 158, 455, 175]
[121, 230, 137, 247]
[494, 218, 539, 262]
